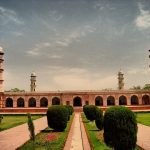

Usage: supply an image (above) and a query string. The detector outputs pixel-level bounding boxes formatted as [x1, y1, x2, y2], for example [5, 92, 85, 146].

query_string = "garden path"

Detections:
[137, 124, 150, 150]
[0, 116, 47, 150]
[64, 113, 91, 150]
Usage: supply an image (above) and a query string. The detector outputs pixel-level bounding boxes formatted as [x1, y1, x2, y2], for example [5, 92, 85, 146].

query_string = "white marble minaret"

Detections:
[30, 72, 36, 92]
[0, 47, 4, 92]
[118, 70, 124, 90]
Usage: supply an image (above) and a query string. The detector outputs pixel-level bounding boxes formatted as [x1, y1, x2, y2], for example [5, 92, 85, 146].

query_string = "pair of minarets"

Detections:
[0, 47, 124, 92]
[30, 71, 125, 91]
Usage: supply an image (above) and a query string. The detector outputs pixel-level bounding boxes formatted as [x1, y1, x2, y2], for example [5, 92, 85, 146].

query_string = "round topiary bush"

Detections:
[104, 106, 137, 150]
[83, 105, 87, 114]
[95, 107, 103, 130]
[68, 105, 74, 115]
[64, 105, 70, 121]
[83, 105, 88, 115]
[83, 105, 98, 121]
[47, 105, 68, 131]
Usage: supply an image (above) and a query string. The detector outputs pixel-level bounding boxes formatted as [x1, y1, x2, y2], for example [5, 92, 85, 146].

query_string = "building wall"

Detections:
[1, 90, 150, 108]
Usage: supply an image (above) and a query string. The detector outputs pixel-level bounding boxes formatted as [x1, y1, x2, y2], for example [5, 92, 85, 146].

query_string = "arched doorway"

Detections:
[52, 97, 60, 105]
[40, 97, 48, 107]
[95, 96, 103, 106]
[142, 95, 150, 105]
[5, 98, 13, 107]
[66, 101, 70, 105]
[107, 96, 115, 106]
[85, 101, 89, 105]
[73, 96, 82, 107]
[131, 95, 139, 105]
[119, 96, 127, 105]
[17, 98, 24, 107]
[28, 97, 36, 107]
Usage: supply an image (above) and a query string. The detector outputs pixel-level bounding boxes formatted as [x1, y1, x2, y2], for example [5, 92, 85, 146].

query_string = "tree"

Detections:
[130, 86, 141, 90]
[5, 88, 25, 92]
[27, 113, 35, 141]
[104, 106, 137, 150]
[143, 84, 150, 90]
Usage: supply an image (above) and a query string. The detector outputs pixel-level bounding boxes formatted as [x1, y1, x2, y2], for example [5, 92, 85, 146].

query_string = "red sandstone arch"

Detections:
[5, 97, 13, 107]
[40, 97, 48, 107]
[131, 95, 139, 105]
[73, 96, 82, 107]
[119, 95, 127, 105]
[28, 97, 36, 107]
[142, 95, 150, 105]
[95, 96, 103, 106]
[17, 97, 25, 107]
[107, 96, 115, 106]
[52, 97, 60, 105]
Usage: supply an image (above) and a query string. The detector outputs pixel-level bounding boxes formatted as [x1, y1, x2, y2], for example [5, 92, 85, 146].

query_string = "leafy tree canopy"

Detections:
[5, 88, 25, 92]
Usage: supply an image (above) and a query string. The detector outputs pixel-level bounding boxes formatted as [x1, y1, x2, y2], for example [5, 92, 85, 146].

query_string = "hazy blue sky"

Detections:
[0, 0, 150, 91]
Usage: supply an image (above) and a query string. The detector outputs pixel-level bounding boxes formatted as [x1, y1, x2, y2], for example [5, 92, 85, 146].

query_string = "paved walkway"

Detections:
[1, 114, 150, 150]
[137, 124, 150, 150]
[0, 116, 47, 150]
[64, 113, 91, 150]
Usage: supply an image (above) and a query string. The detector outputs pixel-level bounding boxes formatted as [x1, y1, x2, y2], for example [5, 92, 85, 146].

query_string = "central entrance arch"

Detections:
[73, 96, 82, 107]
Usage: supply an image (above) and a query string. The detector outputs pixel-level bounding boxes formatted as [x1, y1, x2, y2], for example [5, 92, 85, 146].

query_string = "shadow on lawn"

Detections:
[89, 129, 99, 132]
[41, 129, 63, 133]
[82, 120, 90, 123]
[41, 129, 55, 133]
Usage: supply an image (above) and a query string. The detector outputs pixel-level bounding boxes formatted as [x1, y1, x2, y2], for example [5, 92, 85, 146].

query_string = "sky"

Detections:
[0, 0, 150, 91]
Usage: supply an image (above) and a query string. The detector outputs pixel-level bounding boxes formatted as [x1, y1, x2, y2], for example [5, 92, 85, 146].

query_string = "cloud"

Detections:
[93, 1, 115, 11]
[11, 31, 23, 37]
[27, 42, 51, 56]
[49, 54, 62, 59]
[0, 6, 24, 26]
[127, 68, 150, 75]
[49, 10, 63, 22]
[54, 25, 96, 48]
[135, 3, 150, 30]
[27, 24, 97, 57]
[55, 41, 69, 47]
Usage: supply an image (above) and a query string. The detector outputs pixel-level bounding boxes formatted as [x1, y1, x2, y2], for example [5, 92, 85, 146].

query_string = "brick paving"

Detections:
[0, 116, 47, 150]
[64, 113, 91, 150]
[137, 124, 150, 150]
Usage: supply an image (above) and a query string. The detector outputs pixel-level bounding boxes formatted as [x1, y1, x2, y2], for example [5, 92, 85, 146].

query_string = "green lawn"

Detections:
[0, 114, 44, 131]
[18, 114, 74, 150]
[136, 112, 150, 126]
[81, 113, 111, 150]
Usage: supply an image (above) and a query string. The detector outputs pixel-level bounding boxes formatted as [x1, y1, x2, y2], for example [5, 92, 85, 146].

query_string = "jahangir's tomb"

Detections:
[0, 47, 150, 113]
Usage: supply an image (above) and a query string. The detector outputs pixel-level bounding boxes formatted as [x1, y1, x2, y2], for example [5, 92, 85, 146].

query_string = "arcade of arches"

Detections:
[3, 92, 150, 108]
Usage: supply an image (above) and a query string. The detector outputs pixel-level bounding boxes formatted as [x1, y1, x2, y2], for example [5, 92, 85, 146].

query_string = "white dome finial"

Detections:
[0, 47, 3, 52]
[31, 72, 36, 76]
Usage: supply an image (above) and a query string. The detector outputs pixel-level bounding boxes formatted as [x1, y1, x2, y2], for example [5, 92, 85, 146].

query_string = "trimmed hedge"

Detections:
[83, 105, 98, 121]
[104, 106, 137, 150]
[68, 105, 74, 115]
[64, 105, 70, 121]
[47, 105, 68, 131]
[95, 107, 103, 130]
